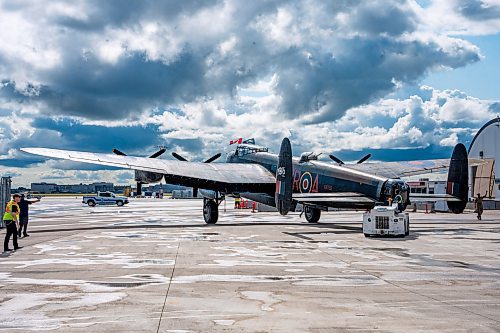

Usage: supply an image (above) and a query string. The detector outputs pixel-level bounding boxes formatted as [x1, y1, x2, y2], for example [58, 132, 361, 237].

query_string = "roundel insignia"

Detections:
[299, 172, 313, 193]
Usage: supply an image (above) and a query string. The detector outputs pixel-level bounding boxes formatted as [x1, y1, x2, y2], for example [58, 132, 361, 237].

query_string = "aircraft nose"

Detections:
[226, 152, 236, 163]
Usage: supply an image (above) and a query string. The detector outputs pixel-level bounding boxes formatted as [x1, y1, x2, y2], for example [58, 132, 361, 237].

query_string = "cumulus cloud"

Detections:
[424, 0, 500, 35]
[0, 0, 484, 124]
[0, 0, 499, 187]
[2, 84, 499, 186]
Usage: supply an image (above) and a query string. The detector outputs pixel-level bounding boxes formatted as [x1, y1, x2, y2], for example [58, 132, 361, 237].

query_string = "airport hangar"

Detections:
[468, 117, 500, 207]
[406, 117, 500, 211]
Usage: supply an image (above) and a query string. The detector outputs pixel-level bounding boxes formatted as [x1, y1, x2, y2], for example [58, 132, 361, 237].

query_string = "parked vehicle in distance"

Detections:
[23, 191, 42, 200]
[82, 191, 129, 207]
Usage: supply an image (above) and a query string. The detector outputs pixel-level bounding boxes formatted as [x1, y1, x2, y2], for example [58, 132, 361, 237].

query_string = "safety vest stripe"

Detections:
[3, 201, 19, 221]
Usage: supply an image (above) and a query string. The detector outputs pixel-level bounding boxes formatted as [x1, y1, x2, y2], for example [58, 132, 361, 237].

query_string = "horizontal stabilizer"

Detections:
[410, 193, 462, 202]
[293, 192, 376, 209]
[347, 158, 485, 179]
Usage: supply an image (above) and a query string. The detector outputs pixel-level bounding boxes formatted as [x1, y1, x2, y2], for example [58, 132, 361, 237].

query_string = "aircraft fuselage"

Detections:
[226, 149, 409, 210]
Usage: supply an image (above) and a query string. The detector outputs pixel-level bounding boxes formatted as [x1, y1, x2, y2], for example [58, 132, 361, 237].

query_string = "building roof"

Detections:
[468, 117, 500, 153]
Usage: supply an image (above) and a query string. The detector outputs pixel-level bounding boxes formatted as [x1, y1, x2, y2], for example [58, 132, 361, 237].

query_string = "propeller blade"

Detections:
[329, 154, 344, 165]
[192, 187, 198, 198]
[112, 148, 127, 156]
[203, 153, 222, 163]
[356, 153, 372, 164]
[172, 152, 189, 161]
[149, 148, 167, 158]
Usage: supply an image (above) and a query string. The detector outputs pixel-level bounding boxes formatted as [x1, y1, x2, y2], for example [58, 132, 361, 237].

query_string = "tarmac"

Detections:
[0, 197, 499, 332]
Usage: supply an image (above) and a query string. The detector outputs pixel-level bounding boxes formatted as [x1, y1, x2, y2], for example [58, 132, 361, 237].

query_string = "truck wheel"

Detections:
[304, 206, 321, 223]
[88, 200, 96, 207]
[116, 201, 124, 206]
[203, 199, 219, 224]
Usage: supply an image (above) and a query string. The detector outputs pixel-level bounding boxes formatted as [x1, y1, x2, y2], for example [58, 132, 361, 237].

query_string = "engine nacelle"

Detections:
[135, 170, 164, 184]
[199, 189, 224, 200]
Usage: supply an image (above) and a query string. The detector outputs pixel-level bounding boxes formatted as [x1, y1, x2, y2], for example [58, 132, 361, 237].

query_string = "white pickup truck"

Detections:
[82, 191, 129, 207]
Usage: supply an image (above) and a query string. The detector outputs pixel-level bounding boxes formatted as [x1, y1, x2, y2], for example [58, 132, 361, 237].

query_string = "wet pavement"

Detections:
[0, 197, 499, 332]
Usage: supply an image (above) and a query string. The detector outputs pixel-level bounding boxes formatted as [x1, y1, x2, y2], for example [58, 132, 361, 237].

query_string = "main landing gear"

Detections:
[304, 206, 321, 223]
[203, 198, 223, 224]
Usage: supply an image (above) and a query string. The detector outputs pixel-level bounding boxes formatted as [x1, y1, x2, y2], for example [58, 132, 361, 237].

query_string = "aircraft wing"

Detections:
[344, 158, 484, 179]
[293, 192, 377, 209]
[21, 148, 276, 193]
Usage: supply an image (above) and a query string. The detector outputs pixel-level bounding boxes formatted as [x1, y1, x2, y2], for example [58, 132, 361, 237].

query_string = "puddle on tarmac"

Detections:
[241, 291, 280, 311]
[213, 319, 235, 326]
[172, 274, 386, 286]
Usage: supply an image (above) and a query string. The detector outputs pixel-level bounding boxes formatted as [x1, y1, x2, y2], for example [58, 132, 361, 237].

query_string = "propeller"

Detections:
[329, 154, 344, 165]
[203, 153, 222, 163]
[329, 153, 372, 165]
[171, 152, 222, 197]
[112, 148, 127, 156]
[356, 153, 372, 164]
[149, 148, 167, 158]
[171, 152, 188, 162]
[113, 147, 166, 158]
[171, 152, 221, 164]
[112, 147, 167, 196]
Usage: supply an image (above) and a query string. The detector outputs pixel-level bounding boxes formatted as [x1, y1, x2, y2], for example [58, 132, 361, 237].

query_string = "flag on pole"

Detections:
[230, 138, 243, 145]
[242, 138, 255, 144]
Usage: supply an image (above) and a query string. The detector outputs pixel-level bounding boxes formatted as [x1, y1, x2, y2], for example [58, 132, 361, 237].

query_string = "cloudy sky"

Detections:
[1, 0, 499, 188]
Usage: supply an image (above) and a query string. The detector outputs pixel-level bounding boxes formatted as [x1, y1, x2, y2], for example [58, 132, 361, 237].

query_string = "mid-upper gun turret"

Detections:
[299, 152, 322, 163]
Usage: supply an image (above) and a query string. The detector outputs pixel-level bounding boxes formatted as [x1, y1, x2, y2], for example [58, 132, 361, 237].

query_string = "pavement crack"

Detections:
[156, 242, 180, 333]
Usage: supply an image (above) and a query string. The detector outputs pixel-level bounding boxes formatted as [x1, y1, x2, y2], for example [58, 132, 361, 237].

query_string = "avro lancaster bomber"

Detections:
[22, 138, 470, 224]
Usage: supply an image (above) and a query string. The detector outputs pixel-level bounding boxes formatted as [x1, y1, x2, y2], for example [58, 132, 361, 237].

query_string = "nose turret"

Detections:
[226, 151, 236, 163]
[382, 179, 410, 210]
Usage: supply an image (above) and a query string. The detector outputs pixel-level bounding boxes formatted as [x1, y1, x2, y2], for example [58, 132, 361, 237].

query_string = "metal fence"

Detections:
[0, 177, 12, 228]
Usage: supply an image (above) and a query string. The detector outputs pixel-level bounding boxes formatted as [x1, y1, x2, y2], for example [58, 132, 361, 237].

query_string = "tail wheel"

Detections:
[88, 200, 96, 207]
[203, 199, 219, 224]
[304, 206, 321, 223]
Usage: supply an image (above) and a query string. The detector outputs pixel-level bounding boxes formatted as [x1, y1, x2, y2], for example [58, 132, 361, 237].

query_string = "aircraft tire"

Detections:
[449, 206, 463, 214]
[88, 200, 96, 207]
[203, 199, 219, 224]
[304, 206, 321, 223]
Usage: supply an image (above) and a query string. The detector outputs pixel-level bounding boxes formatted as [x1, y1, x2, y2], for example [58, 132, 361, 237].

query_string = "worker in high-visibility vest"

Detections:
[234, 197, 241, 209]
[3, 193, 22, 252]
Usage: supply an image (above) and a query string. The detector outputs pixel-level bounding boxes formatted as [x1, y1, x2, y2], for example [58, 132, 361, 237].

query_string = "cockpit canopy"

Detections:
[235, 144, 269, 157]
